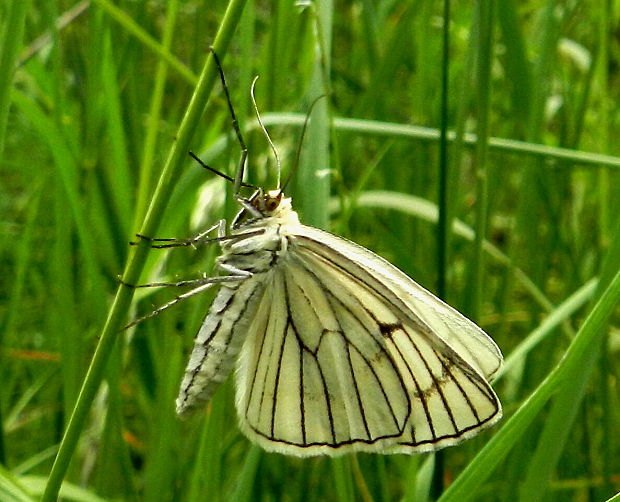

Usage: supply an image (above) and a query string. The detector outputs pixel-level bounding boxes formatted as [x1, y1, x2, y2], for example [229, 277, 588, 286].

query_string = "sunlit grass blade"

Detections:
[40, 1, 249, 499]
[438, 255, 620, 501]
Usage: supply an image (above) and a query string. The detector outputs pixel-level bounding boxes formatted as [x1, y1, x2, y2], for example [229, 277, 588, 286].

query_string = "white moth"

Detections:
[163, 52, 502, 456]
[174, 186, 503, 456]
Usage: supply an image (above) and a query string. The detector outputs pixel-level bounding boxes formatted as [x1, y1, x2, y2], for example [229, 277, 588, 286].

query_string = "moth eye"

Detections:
[266, 199, 278, 211]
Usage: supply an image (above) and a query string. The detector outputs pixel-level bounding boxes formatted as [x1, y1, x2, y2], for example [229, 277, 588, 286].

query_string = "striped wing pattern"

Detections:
[235, 225, 502, 456]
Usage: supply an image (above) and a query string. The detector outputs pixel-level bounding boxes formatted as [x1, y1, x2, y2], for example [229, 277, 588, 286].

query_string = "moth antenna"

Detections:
[250, 76, 281, 189]
[281, 94, 326, 193]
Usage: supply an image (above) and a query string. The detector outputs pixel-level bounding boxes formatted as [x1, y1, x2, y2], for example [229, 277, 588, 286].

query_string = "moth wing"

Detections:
[235, 259, 413, 456]
[235, 225, 502, 456]
[294, 225, 503, 381]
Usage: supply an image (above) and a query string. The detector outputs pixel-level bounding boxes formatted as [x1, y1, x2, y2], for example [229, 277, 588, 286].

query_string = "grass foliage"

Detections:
[1, 1, 620, 501]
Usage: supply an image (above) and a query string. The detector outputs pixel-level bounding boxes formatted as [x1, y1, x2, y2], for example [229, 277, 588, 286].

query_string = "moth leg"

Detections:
[209, 47, 248, 196]
[130, 221, 264, 249]
[123, 214, 254, 284]
[235, 195, 262, 219]
[119, 270, 250, 289]
[130, 220, 224, 248]
[217, 262, 254, 277]
[121, 273, 249, 331]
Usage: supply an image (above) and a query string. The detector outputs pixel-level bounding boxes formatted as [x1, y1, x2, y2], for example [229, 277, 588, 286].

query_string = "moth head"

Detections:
[251, 189, 284, 215]
[233, 189, 295, 229]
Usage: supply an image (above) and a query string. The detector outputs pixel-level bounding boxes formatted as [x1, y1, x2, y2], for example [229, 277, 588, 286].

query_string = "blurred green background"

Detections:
[1, 1, 619, 501]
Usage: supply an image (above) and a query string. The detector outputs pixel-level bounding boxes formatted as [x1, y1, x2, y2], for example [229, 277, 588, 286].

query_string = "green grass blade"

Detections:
[438, 251, 620, 501]
[296, 0, 333, 229]
[40, 2, 249, 499]
[604, 492, 620, 502]
[330, 456, 354, 502]
[91, 0, 196, 84]
[0, 0, 31, 465]
[518, 215, 620, 501]
[496, 278, 597, 380]
[0, 0, 30, 155]
[133, 0, 180, 225]
[0, 465, 34, 502]
[468, 0, 494, 320]
[229, 446, 262, 502]
[261, 114, 620, 169]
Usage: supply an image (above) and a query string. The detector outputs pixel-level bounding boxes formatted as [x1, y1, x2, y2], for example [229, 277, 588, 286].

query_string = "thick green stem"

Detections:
[41, 1, 248, 500]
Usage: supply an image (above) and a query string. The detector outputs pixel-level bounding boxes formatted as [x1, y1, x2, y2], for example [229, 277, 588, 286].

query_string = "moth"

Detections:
[133, 50, 502, 456]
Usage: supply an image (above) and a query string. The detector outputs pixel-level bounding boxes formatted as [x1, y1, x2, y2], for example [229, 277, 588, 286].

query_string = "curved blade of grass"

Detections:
[40, 1, 248, 500]
[496, 277, 597, 380]
[91, 0, 197, 84]
[517, 216, 620, 501]
[260, 114, 620, 170]
[604, 491, 620, 502]
[23, 475, 109, 502]
[437, 263, 620, 501]
[0, 465, 34, 502]
[330, 190, 552, 312]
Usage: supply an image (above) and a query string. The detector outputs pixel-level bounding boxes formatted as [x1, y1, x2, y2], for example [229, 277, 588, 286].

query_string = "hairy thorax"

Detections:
[219, 194, 301, 275]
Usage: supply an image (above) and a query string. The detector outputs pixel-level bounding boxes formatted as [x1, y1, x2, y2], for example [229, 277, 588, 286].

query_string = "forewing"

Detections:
[235, 259, 414, 456]
[291, 225, 502, 453]
[386, 320, 501, 452]
[293, 225, 503, 381]
[235, 226, 501, 456]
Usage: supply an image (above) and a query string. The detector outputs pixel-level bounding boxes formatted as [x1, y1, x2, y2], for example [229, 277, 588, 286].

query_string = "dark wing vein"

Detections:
[243, 287, 271, 417]
[270, 318, 288, 438]
[236, 229, 501, 454]
[385, 336, 435, 440]
[289, 256, 410, 442]
[292, 243, 501, 444]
